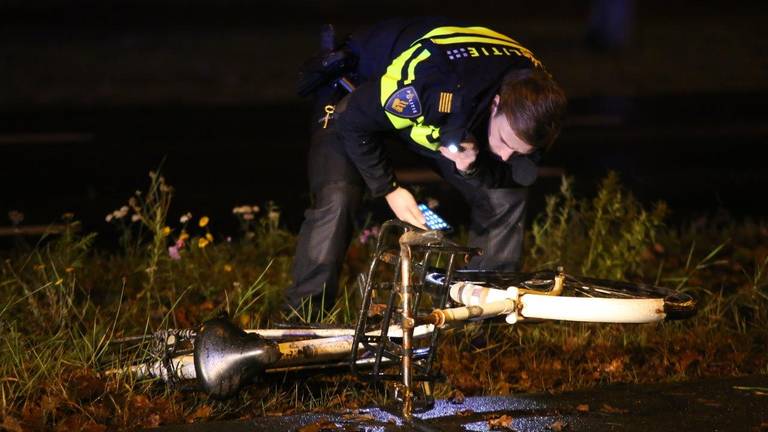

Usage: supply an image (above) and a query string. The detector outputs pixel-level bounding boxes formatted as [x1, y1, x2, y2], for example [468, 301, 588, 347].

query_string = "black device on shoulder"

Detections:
[418, 204, 452, 231]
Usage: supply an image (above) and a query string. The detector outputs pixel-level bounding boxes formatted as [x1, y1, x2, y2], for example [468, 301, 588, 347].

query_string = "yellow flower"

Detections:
[224, 264, 233, 272]
[179, 231, 190, 241]
[205, 233, 214, 242]
[199, 216, 210, 228]
[161, 226, 172, 237]
[198, 237, 210, 249]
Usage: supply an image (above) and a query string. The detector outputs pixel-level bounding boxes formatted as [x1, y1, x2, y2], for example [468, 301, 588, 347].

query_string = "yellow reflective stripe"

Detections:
[419, 26, 516, 43]
[381, 44, 423, 130]
[404, 49, 431, 85]
[409, 124, 441, 150]
[428, 36, 541, 67]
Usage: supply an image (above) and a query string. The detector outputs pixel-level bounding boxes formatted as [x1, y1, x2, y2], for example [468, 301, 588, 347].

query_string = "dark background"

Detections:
[2, 0, 767, 246]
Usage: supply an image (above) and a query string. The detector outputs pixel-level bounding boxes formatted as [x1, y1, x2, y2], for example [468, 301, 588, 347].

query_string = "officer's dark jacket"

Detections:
[337, 18, 543, 197]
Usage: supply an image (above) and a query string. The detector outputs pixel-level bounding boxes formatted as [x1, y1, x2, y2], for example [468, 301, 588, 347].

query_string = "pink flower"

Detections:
[168, 245, 181, 261]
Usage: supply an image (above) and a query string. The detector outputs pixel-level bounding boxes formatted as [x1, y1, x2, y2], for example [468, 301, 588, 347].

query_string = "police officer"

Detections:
[287, 17, 566, 309]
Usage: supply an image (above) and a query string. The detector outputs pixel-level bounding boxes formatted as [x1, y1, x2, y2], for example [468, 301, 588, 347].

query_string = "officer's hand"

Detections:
[439, 140, 479, 172]
[385, 187, 427, 229]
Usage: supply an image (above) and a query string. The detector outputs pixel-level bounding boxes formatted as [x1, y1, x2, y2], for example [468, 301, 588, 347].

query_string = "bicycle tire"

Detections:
[426, 269, 696, 323]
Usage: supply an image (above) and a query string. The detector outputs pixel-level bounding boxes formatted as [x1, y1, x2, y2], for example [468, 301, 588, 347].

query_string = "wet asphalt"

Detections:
[149, 374, 768, 431]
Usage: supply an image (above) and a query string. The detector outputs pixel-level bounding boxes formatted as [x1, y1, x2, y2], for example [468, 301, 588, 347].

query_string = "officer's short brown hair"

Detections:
[498, 68, 567, 151]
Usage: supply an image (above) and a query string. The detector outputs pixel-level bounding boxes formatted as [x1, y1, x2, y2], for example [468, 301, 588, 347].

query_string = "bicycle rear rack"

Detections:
[350, 220, 481, 418]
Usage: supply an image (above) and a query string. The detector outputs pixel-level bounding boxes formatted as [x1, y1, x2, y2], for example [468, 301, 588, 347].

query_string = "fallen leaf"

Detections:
[600, 403, 629, 414]
[55, 414, 89, 432]
[457, 409, 475, 417]
[68, 372, 105, 401]
[488, 414, 516, 430]
[82, 420, 107, 432]
[296, 420, 343, 432]
[576, 404, 590, 413]
[1, 416, 23, 432]
[130, 394, 152, 410]
[448, 389, 465, 404]
[21, 403, 45, 429]
[549, 419, 568, 431]
[340, 412, 374, 422]
[187, 404, 212, 422]
[141, 413, 161, 428]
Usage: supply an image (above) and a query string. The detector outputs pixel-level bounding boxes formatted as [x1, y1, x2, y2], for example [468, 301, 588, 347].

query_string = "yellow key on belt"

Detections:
[322, 105, 335, 129]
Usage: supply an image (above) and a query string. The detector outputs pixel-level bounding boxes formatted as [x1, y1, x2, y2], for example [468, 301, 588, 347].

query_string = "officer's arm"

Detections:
[336, 81, 426, 227]
[335, 81, 399, 197]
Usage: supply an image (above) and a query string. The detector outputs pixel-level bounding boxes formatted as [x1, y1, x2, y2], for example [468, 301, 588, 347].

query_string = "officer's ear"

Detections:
[490, 95, 501, 116]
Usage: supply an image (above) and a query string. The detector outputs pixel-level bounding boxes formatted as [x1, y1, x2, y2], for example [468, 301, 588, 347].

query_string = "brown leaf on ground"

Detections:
[55, 414, 90, 432]
[296, 420, 343, 432]
[130, 394, 152, 410]
[676, 351, 702, 373]
[1, 416, 23, 432]
[367, 303, 388, 317]
[576, 404, 590, 413]
[457, 409, 475, 417]
[68, 371, 105, 401]
[340, 412, 374, 422]
[82, 420, 107, 432]
[599, 403, 629, 414]
[488, 414, 516, 430]
[40, 393, 63, 412]
[187, 404, 212, 422]
[549, 419, 569, 431]
[141, 413, 161, 429]
[603, 357, 626, 374]
[448, 389, 465, 404]
[21, 403, 45, 430]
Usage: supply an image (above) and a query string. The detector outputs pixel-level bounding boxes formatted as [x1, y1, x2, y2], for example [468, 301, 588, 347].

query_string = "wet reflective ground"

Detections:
[149, 374, 768, 431]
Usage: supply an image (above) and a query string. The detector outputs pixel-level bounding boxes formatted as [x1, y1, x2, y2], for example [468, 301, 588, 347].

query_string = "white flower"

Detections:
[180, 212, 192, 224]
[105, 213, 114, 223]
[251, 205, 260, 213]
[232, 205, 253, 215]
[112, 206, 129, 219]
[131, 214, 142, 222]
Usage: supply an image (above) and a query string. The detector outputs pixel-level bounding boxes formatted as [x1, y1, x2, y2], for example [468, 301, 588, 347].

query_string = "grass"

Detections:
[0, 171, 766, 429]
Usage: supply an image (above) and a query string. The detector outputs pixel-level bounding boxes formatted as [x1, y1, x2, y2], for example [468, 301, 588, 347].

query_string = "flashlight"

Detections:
[446, 144, 460, 153]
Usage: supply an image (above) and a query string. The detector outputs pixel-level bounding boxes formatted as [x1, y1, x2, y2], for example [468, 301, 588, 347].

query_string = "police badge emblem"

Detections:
[384, 86, 422, 118]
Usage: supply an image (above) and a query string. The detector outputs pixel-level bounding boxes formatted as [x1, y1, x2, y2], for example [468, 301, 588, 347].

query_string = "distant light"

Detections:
[447, 144, 459, 153]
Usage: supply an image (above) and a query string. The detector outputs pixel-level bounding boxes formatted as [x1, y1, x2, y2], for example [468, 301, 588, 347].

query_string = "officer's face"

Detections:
[487, 95, 535, 161]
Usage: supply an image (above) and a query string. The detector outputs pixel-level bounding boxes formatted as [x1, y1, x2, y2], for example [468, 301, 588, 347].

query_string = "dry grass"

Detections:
[0, 172, 766, 429]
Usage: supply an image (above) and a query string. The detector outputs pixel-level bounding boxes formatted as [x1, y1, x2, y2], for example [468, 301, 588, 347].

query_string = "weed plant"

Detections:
[0, 172, 766, 429]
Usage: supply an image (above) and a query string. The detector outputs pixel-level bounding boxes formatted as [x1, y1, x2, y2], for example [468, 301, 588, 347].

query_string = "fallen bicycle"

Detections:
[107, 220, 696, 418]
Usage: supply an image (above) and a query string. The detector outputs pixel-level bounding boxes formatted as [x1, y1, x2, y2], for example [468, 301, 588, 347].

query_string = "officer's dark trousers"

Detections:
[285, 91, 528, 309]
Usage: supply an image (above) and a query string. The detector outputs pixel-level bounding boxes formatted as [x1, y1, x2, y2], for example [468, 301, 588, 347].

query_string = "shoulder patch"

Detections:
[384, 86, 422, 118]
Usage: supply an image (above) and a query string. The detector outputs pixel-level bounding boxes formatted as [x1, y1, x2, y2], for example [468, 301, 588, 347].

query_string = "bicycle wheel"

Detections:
[426, 269, 696, 323]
